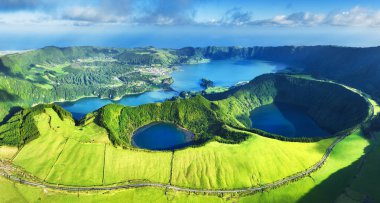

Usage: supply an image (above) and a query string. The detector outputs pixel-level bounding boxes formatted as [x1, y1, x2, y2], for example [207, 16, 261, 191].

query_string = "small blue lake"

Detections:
[250, 103, 330, 138]
[58, 90, 177, 120]
[132, 122, 194, 150]
[59, 59, 282, 120]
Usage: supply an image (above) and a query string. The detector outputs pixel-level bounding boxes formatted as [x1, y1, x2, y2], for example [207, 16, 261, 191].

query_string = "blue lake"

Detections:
[171, 60, 280, 92]
[250, 103, 330, 138]
[132, 122, 194, 150]
[58, 59, 282, 120]
[58, 90, 177, 120]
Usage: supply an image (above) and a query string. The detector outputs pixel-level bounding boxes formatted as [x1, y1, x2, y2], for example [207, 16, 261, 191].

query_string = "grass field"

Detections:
[12, 108, 109, 185]
[45, 139, 105, 186]
[0, 175, 231, 203]
[240, 129, 370, 203]
[12, 108, 173, 186]
[12, 112, 68, 180]
[0, 130, 369, 203]
[172, 127, 334, 189]
[104, 146, 171, 185]
[11, 107, 336, 189]
[0, 146, 18, 160]
[335, 131, 380, 202]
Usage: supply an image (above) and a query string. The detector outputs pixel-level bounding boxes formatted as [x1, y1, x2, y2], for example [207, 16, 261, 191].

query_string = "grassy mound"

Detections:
[91, 74, 370, 147]
[0, 104, 72, 147]
[91, 95, 241, 148]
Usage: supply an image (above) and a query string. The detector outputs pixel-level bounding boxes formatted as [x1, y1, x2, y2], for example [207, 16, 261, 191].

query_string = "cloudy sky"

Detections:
[1, 0, 380, 49]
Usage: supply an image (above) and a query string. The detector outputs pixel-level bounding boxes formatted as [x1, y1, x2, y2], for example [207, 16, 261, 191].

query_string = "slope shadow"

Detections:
[0, 90, 21, 102]
[297, 143, 372, 203]
[0, 106, 23, 125]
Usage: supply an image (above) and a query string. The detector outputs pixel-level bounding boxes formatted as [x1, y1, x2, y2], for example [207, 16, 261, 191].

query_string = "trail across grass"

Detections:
[11, 108, 335, 189]
[240, 129, 370, 203]
[0, 129, 369, 203]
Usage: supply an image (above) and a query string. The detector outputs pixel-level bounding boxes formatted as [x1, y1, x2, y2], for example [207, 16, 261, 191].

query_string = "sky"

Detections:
[1, 0, 380, 49]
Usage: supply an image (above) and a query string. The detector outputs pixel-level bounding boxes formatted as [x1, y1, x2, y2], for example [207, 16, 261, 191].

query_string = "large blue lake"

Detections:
[132, 122, 194, 150]
[250, 103, 330, 138]
[59, 60, 282, 120]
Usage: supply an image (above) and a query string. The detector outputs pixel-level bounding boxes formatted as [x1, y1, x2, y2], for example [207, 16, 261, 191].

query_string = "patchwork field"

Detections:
[10, 107, 335, 189]
[172, 127, 334, 189]
[0, 129, 370, 203]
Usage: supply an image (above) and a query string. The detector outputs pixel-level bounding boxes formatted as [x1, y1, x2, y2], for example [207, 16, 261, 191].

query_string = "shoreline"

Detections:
[131, 121, 196, 149]
[32, 86, 171, 108]
[32, 59, 281, 113]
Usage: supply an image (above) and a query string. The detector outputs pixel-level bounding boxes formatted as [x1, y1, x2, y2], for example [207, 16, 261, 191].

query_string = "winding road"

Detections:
[0, 84, 376, 195]
[0, 130, 349, 194]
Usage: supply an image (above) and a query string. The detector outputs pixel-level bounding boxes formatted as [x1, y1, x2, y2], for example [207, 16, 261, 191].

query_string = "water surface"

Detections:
[59, 59, 282, 120]
[171, 60, 279, 92]
[250, 103, 330, 138]
[132, 122, 194, 150]
[58, 91, 176, 120]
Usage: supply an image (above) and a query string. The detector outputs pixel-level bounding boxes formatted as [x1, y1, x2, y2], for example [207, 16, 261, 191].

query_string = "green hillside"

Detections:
[0, 46, 199, 121]
[6, 103, 334, 188]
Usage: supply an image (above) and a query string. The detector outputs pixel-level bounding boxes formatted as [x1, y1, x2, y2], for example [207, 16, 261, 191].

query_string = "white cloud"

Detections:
[254, 12, 325, 26]
[1, 4, 380, 28]
[326, 6, 380, 27]
[61, 6, 128, 24]
[0, 11, 52, 25]
[252, 6, 380, 27]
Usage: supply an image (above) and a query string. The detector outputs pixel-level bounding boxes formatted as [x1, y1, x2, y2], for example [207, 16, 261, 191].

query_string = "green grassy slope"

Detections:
[240, 129, 369, 203]
[12, 107, 172, 186]
[334, 131, 380, 202]
[104, 146, 172, 185]
[8, 104, 335, 189]
[172, 126, 334, 189]
[0, 130, 369, 203]
[0, 104, 71, 147]
[0, 176, 229, 203]
[45, 139, 105, 186]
